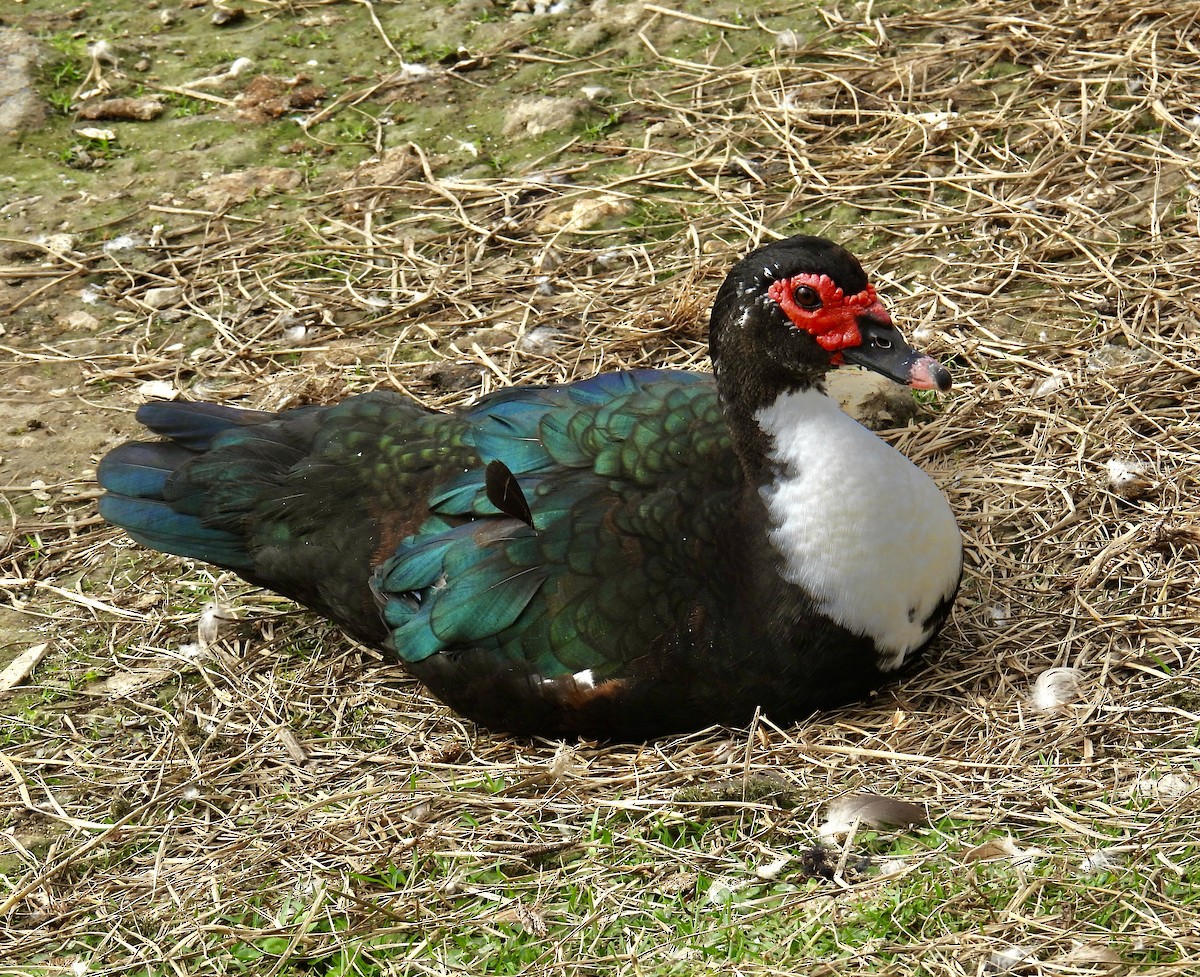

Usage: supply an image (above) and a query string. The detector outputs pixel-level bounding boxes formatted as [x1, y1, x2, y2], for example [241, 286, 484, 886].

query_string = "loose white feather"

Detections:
[1104, 457, 1152, 499]
[1030, 666, 1083, 713]
[819, 792, 929, 839]
[988, 944, 1038, 974]
[197, 601, 235, 648]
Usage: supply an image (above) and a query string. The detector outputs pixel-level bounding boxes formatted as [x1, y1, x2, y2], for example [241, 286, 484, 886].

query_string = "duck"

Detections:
[98, 235, 962, 741]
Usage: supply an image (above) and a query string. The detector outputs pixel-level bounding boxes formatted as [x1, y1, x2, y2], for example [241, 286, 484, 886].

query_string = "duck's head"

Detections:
[710, 236, 950, 405]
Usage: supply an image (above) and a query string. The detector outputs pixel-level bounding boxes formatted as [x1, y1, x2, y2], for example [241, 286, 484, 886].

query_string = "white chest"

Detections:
[756, 388, 962, 667]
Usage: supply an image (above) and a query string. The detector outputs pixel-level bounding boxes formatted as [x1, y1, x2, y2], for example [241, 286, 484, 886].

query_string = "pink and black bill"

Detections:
[842, 319, 952, 392]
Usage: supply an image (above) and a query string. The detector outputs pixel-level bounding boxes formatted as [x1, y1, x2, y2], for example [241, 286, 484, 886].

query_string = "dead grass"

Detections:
[3, 0, 1200, 973]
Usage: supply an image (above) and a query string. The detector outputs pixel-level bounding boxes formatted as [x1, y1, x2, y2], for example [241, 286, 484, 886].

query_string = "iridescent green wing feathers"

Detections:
[98, 371, 742, 680]
[374, 369, 741, 680]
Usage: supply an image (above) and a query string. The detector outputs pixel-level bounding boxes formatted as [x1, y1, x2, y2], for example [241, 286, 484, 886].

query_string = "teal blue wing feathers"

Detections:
[373, 370, 740, 682]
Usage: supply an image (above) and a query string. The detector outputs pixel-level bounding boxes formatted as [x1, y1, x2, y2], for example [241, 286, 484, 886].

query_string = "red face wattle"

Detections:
[767, 270, 952, 391]
[766, 272, 892, 362]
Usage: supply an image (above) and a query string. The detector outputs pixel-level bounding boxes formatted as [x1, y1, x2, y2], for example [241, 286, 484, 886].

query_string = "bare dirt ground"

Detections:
[2, 0, 1200, 974]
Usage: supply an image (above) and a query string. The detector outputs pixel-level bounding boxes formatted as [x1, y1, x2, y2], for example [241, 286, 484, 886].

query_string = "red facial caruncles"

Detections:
[767, 273, 892, 363]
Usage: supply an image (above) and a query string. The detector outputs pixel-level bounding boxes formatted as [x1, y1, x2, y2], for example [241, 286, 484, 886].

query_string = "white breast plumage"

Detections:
[756, 387, 962, 668]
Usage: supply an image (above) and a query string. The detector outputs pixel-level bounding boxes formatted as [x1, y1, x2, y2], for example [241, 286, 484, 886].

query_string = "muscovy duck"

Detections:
[98, 236, 962, 740]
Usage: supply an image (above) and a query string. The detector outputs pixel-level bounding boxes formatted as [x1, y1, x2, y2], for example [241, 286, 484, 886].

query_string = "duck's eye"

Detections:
[793, 285, 821, 310]
[874, 336, 893, 349]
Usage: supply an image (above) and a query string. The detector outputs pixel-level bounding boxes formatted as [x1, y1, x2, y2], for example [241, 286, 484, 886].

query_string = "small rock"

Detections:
[77, 97, 164, 121]
[188, 166, 302, 209]
[139, 379, 179, 400]
[0, 29, 49, 137]
[142, 286, 184, 309]
[75, 126, 117, 141]
[39, 233, 77, 257]
[503, 96, 586, 138]
[212, 6, 247, 27]
[534, 194, 633, 234]
[58, 310, 101, 331]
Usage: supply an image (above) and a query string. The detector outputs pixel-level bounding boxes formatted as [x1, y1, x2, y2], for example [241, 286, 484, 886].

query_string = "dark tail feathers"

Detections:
[97, 401, 275, 571]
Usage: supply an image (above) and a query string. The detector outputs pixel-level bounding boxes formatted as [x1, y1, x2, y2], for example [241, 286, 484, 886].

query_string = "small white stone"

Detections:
[138, 380, 177, 401]
[75, 126, 117, 141]
[142, 285, 184, 309]
[40, 232, 77, 256]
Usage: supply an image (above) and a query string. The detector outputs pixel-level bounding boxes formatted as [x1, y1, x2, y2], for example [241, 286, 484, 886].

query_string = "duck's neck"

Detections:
[708, 286, 834, 484]
[714, 355, 826, 486]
